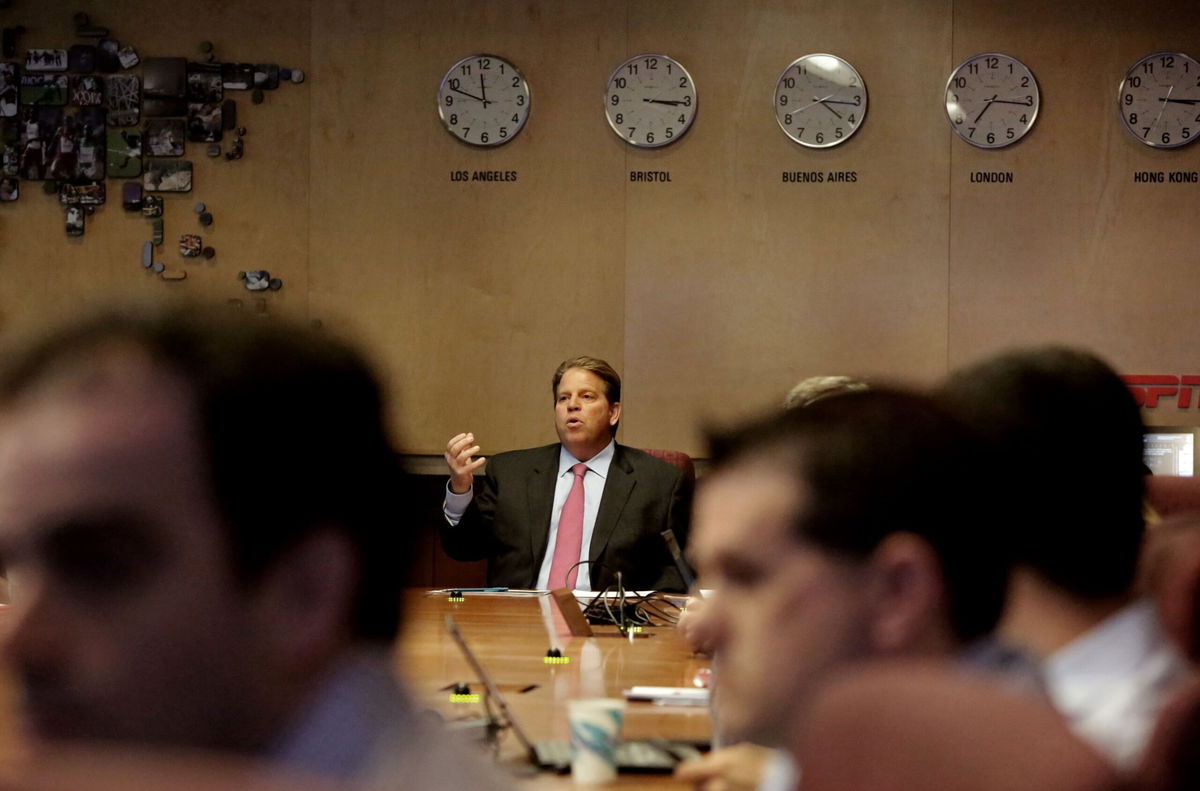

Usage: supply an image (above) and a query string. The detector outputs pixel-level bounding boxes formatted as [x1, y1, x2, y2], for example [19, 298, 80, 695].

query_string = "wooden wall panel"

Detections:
[946, 2, 1200, 387]
[621, 0, 953, 452]
[309, 1, 628, 454]
[3, 0, 1199, 451]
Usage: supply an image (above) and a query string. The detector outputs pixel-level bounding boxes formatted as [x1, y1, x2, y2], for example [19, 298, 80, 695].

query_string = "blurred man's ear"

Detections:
[252, 528, 358, 674]
[865, 533, 948, 654]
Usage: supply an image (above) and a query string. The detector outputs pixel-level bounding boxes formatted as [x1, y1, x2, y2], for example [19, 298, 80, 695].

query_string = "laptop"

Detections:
[443, 615, 705, 773]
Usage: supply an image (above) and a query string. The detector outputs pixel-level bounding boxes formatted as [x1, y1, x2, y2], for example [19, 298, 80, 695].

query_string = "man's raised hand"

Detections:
[445, 432, 485, 494]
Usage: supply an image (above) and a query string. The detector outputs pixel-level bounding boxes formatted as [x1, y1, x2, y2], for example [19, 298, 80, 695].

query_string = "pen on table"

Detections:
[432, 587, 510, 593]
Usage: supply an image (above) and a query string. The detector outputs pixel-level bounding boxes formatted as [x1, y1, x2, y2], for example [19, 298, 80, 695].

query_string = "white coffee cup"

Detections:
[567, 697, 625, 784]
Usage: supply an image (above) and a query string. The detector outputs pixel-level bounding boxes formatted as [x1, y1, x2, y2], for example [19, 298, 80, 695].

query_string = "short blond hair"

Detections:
[784, 376, 869, 409]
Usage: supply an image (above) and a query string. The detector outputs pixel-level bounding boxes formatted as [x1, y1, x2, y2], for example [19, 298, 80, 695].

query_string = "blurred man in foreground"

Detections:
[677, 389, 1019, 790]
[941, 346, 1191, 769]
[0, 305, 508, 789]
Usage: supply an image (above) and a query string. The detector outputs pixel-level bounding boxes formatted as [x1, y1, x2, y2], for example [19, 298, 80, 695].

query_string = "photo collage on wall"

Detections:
[0, 14, 304, 255]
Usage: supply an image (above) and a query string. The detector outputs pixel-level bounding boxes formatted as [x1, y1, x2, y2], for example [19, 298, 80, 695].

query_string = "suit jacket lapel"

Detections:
[527, 445, 559, 571]
[589, 444, 635, 586]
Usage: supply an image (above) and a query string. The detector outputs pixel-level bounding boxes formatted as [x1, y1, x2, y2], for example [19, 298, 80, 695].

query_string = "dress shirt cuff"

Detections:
[443, 481, 474, 526]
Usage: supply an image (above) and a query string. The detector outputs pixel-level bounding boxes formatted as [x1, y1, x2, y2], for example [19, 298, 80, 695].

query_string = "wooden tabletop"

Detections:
[396, 591, 712, 789]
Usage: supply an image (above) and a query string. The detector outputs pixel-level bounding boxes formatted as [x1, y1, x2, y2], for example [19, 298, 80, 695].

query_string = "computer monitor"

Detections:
[1143, 427, 1197, 476]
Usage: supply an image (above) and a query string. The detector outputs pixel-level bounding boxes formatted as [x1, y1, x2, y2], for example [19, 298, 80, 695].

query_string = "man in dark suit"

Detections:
[441, 356, 691, 591]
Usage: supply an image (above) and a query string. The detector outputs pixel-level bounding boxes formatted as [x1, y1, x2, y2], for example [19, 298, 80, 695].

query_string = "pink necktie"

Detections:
[549, 463, 588, 590]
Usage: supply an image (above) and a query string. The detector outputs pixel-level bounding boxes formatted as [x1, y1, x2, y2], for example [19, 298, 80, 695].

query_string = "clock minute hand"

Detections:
[992, 98, 1033, 106]
[1160, 97, 1200, 105]
[451, 86, 485, 104]
[643, 98, 684, 106]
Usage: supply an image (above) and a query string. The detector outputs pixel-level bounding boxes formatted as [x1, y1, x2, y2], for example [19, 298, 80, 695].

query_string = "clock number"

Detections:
[955, 115, 964, 125]
[815, 132, 824, 143]
[1161, 55, 1175, 69]
[679, 76, 688, 88]
[614, 113, 623, 124]
[784, 113, 792, 125]
[1021, 76, 1029, 87]
[985, 57, 998, 69]
[449, 78, 460, 90]
[1142, 62, 1154, 75]
[1025, 96, 1033, 104]
[986, 132, 995, 144]
[449, 114, 457, 125]
[665, 127, 674, 138]
[511, 113, 519, 123]
[797, 127, 805, 137]
[610, 94, 620, 106]
[477, 58, 491, 70]
[516, 95, 525, 106]
[480, 132, 489, 143]
[512, 76, 520, 87]
[967, 63, 979, 74]
[462, 127, 470, 137]
[500, 63, 506, 74]
[1143, 127, 1151, 138]
[1163, 132, 1171, 145]
[835, 127, 843, 139]
[445, 95, 453, 106]
[954, 77, 966, 88]
[460, 64, 472, 76]
[626, 64, 638, 76]
[615, 77, 627, 89]
[854, 95, 861, 106]
[646, 132, 655, 143]
[1130, 76, 1142, 88]
[782, 77, 795, 89]
[682, 95, 692, 106]
[1007, 62, 1014, 74]
[968, 127, 976, 138]
[1124, 94, 1133, 106]
[644, 57, 658, 70]
[678, 114, 686, 123]
[666, 63, 673, 75]
[627, 127, 636, 137]
[779, 95, 788, 106]
[1184, 128, 1192, 140]
[1019, 114, 1027, 124]
[1129, 113, 1138, 124]
[848, 113, 856, 123]
[499, 127, 508, 138]
[1006, 128, 1014, 139]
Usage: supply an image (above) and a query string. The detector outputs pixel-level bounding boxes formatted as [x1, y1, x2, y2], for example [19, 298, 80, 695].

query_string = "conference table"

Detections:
[397, 590, 712, 789]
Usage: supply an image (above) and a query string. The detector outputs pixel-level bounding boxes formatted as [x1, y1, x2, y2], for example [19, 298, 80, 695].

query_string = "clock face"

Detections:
[1118, 52, 1200, 149]
[604, 54, 696, 148]
[774, 54, 867, 148]
[437, 54, 530, 147]
[945, 53, 1039, 149]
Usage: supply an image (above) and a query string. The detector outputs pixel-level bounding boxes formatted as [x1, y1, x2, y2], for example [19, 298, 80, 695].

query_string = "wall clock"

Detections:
[945, 53, 1039, 148]
[437, 54, 530, 147]
[774, 53, 867, 148]
[1118, 51, 1200, 149]
[604, 53, 696, 148]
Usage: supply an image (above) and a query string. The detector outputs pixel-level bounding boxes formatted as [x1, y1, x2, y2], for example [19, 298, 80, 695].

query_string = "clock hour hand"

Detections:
[991, 98, 1034, 106]
[1160, 97, 1200, 105]
[479, 73, 489, 108]
[643, 98, 685, 106]
[817, 99, 843, 119]
[451, 86, 486, 104]
[974, 96, 997, 124]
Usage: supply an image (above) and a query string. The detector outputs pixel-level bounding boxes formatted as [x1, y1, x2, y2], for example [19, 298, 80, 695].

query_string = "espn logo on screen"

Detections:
[1123, 376, 1200, 408]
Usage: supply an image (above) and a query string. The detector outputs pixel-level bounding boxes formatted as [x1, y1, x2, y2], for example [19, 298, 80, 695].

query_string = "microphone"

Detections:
[660, 528, 698, 594]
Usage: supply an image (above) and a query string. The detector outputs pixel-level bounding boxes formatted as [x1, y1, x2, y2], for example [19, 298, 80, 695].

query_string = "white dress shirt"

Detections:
[443, 440, 616, 591]
[1043, 597, 1191, 770]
